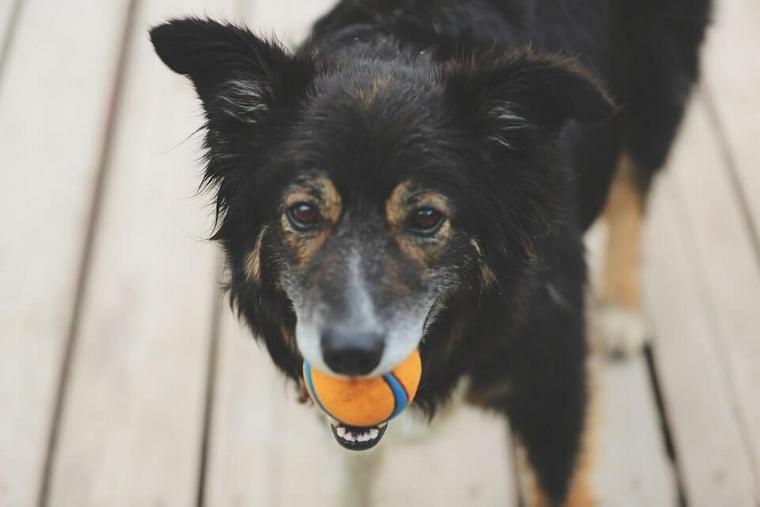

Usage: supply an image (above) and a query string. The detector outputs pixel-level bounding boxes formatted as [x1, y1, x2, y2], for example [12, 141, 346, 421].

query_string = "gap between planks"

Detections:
[0, 0, 24, 83]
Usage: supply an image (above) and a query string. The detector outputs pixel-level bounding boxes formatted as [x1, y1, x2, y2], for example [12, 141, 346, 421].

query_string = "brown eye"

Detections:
[287, 202, 320, 231]
[407, 207, 444, 236]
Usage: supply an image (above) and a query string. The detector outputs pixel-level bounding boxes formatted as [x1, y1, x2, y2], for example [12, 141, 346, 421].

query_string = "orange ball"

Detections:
[302, 349, 422, 427]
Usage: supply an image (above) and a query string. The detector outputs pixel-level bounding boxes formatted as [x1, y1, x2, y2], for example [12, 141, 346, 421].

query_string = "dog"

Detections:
[150, 0, 710, 504]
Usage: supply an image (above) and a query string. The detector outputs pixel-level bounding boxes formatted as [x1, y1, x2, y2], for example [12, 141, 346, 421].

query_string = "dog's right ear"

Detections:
[150, 18, 311, 125]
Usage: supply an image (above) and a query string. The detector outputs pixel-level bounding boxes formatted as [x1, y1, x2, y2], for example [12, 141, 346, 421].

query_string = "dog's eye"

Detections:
[287, 202, 320, 231]
[407, 207, 444, 236]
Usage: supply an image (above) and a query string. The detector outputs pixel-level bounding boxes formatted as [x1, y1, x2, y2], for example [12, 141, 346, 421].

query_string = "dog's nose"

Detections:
[321, 328, 384, 376]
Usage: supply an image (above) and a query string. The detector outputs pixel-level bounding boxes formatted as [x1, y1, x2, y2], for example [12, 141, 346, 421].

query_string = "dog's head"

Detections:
[150, 18, 612, 394]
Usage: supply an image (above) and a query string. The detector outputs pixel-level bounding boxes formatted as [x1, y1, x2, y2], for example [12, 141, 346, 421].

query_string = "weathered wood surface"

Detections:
[0, 1, 132, 505]
[590, 357, 680, 507]
[703, 0, 760, 243]
[44, 0, 238, 505]
[642, 96, 758, 506]
[699, 0, 760, 490]
[0, 0, 20, 62]
[585, 221, 679, 507]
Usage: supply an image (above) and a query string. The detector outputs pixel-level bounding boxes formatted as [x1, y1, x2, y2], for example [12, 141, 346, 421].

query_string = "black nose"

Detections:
[321, 328, 384, 376]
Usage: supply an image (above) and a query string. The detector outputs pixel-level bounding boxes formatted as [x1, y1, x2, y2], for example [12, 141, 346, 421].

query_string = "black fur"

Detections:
[150, 1, 710, 503]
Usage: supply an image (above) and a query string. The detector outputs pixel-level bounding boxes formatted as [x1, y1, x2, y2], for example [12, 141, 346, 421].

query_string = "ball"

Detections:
[302, 349, 422, 427]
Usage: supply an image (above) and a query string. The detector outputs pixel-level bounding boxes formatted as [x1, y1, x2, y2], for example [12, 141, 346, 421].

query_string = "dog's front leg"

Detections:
[328, 445, 384, 507]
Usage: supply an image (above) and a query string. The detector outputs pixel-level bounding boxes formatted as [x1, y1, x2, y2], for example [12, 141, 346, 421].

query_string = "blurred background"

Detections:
[1, 0, 759, 505]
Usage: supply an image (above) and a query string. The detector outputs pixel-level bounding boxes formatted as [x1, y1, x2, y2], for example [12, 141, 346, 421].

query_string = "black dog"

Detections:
[150, 0, 710, 504]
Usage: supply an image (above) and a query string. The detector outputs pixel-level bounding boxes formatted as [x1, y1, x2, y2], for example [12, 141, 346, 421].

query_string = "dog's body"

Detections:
[151, 1, 710, 505]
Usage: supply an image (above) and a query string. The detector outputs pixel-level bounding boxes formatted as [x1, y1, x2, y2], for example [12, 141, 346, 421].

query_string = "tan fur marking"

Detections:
[354, 75, 391, 106]
[466, 380, 512, 406]
[281, 175, 343, 269]
[283, 190, 315, 208]
[386, 181, 452, 267]
[470, 237, 496, 288]
[245, 224, 269, 283]
[384, 261, 413, 298]
[518, 368, 599, 507]
[280, 323, 298, 353]
[523, 237, 540, 266]
[318, 176, 342, 224]
[386, 180, 414, 226]
[602, 152, 643, 310]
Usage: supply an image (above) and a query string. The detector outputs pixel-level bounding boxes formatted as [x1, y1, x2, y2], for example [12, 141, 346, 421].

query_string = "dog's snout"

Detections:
[321, 327, 384, 376]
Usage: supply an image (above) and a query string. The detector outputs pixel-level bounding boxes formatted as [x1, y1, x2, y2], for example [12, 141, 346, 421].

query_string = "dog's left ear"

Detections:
[150, 18, 311, 125]
[444, 50, 617, 150]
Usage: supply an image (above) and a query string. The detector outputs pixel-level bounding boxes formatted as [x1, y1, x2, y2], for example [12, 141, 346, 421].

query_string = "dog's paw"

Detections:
[589, 303, 647, 359]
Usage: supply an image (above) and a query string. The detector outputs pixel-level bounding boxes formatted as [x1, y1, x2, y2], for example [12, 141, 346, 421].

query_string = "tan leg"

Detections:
[602, 153, 643, 311]
[591, 152, 647, 357]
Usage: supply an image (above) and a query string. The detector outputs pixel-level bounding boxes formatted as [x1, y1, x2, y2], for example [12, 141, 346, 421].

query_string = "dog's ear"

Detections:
[150, 18, 311, 125]
[444, 50, 616, 150]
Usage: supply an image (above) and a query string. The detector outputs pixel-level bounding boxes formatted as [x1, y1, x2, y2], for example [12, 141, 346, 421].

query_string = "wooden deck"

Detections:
[1, 0, 759, 505]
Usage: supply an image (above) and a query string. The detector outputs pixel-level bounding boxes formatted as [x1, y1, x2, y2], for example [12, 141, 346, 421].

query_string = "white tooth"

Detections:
[358, 433, 367, 442]
[369, 428, 379, 439]
[336, 426, 346, 438]
[344, 432, 355, 442]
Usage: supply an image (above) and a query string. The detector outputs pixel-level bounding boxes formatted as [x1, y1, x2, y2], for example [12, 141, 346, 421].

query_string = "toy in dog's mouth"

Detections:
[329, 419, 388, 450]
[302, 349, 422, 451]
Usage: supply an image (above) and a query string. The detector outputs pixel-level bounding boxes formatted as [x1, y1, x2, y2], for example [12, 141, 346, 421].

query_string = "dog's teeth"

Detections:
[335, 424, 384, 445]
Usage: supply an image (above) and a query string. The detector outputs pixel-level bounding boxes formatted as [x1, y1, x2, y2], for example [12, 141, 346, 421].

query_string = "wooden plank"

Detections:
[375, 407, 517, 506]
[702, 0, 760, 241]
[0, 1, 132, 505]
[584, 223, 679, 506]
[0, 0, 19, 53]
[642, 99, 758, 505]
[204, 312, 280, 506]
[667, 93, 760, 492]
[207, 311, 357, 506]
[585, 220, 680, 506]
[43, 1, 241, 505]
[589, 357, 679, 507]
[274, 369, 340, 506]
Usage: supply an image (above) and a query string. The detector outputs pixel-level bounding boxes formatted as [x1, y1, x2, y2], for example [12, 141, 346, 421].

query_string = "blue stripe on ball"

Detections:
[383, 372, 409, 420]
[304, 361, 341, 422]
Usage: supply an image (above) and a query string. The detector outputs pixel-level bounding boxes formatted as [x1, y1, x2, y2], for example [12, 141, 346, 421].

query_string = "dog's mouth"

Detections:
[329, 420, 388, 451]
